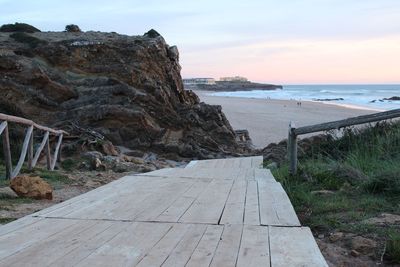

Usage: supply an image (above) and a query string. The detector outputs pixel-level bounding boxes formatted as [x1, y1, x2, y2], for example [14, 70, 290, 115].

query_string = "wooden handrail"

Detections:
[0, 113, 67, 135]
[294, 108, 400, 135]
[0, 113, 67, 179]
[288, 108, 400, 175]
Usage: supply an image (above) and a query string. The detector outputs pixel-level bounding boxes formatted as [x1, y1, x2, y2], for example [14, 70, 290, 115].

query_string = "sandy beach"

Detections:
[197, 91, 376, 148]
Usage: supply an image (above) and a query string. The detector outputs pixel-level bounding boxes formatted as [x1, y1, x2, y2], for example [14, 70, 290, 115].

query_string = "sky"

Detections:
[1, 0, 399, 84]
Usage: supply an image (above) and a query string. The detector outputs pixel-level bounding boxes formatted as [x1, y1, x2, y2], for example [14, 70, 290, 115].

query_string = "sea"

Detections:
[211, 84, 400, 111]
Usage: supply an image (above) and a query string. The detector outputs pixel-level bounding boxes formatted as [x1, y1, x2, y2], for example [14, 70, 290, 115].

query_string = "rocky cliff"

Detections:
[0, 25, 249, 159]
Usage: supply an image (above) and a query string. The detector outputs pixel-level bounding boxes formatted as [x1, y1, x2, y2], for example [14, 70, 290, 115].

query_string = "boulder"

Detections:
[65, 24, 81, 32]
[10, 175, 53, 200]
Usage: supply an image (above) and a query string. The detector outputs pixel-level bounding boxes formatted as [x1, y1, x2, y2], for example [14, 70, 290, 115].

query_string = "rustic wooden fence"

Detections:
[288, 108, 400, 175]
[0, 113, 67, 179]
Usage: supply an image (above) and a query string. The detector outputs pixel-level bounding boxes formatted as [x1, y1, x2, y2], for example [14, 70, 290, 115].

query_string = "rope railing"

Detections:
[0, 113, 68, 179]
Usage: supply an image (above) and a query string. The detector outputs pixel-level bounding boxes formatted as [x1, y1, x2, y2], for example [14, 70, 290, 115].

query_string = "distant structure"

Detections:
[219, 76, 248, 82]
[183, 78, 216, 85]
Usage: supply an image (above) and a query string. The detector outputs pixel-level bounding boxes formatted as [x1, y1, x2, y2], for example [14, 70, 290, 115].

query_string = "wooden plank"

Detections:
[0, 217, 79, 259]
[185, 225, 224, 267]
[179, 179, 234, 224]
[269, 226, 328, 267]
[185, 160, 198, 168]
[31, 131, 49, 168]
[251, 156, 263, 168]
[51, 134, 63, 170]
[258, 181, 300, 226]
[161, 224, 207, 267]
[133, 178, 196, 221]
[239, 156, 253, 168]
[75, 222, 173, 266]
[136, 224, 190, 266]
[237, 225, 270, 267]
[0, 216, 43, 237]
[0, 219, 101, 266]
[49, 221, 131, 266]
[1, 124, 12, 179]
[209, 224, 243, 267]
[41, 176, 169, 219]
[254, 168, 276, 182]
[11, 125, 33, 178]
[220, 179, 247, 224]
[155, 179, 211, 222]
[244, 180, 260, 225]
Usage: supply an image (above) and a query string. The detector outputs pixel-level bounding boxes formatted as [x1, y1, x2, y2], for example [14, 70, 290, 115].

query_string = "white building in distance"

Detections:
[219, 76, 248, 82]
[183, 78, 216, 85]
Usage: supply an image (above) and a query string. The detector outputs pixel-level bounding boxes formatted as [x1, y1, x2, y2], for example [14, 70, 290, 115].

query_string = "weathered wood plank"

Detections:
[155, 179, 211, 222]
[0, 219, 101, 266]
[251, 156, 263, 168]
[48, 221, 130, 266]
[75, 222, 173, 267]
[269, 226, 328, 267]
[11, 125, 33, 178]
[244, 180, 260, 225]
[237, 225, 270, 267]
[179, 179, 234, 224]
[0, 217, 79, 259]
[220, 179, 247, 225]
[258, 181, 300, 226]
[209, 224, 243, 267]
[0, 216, 43, 237]
[185, 225, 224, 267]
[254, 168, 276, 182]
[161, 224, 207, 267]
[136, 224, 190, 266]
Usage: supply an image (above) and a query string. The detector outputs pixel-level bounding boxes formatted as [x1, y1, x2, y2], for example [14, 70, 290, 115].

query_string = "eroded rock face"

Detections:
[10, 175, 53, 200]
[0, 27, 247, 159]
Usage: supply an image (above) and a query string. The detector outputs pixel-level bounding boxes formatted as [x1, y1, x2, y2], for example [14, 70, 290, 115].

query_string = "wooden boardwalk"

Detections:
[0, 156, 327, 266]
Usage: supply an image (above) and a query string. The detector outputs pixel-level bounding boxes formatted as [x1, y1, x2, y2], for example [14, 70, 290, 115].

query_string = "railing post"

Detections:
[46, 135, 51, 170]
[288, 122, 298, 175]
[2, 124, 12, 179]
[27, 128, 34, 170]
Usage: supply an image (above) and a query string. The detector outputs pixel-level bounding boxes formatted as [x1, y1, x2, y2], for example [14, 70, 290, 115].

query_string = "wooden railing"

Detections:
[288, 108, 400, 175]
[0, 113, 68, 179]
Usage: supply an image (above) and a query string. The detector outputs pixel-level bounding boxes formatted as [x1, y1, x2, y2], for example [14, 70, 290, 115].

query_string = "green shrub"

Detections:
[10, 32, 47, 48]
[61, 158, 78, 171]
[387, 231, 400, 263]
[0, 23, 40, 33]
[363, 169, 400, 195]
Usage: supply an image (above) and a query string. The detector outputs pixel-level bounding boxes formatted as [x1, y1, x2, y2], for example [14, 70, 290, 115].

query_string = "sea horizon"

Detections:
[210, 84, 400, 111]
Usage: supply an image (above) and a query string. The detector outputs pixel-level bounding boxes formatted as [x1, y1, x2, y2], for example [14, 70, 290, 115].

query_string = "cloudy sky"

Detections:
[1, 0, 399, 84]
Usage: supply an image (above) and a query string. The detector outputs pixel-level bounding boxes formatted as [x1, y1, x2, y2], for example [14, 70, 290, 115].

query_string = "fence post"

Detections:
[46, 136, 51, 170]
[288, 122, 298, 175]
[27, 129, 34, 170]
[2, 124, 12, 179]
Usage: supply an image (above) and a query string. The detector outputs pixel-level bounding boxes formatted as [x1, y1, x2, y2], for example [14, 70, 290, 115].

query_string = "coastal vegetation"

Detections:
[272, 121, 400, 263]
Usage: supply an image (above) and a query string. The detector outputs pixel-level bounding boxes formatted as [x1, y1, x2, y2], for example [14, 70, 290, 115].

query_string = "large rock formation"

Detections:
[0, 26, 249, 159]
